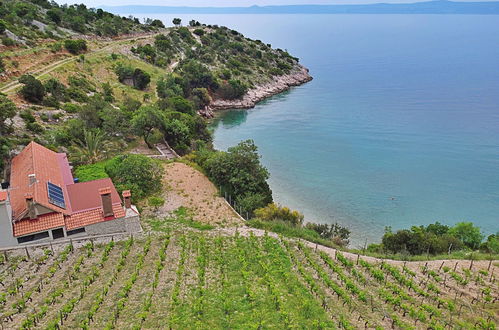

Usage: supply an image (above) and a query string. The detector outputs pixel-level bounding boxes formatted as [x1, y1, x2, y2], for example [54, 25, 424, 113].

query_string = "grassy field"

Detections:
[0, 224, 497, 329]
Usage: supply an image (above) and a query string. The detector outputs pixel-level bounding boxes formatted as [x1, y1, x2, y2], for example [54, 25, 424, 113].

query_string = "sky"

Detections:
[54, 0, 498, 8]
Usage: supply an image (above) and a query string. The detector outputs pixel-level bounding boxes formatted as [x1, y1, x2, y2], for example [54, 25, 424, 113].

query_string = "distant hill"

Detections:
[102, 1, 499, 15]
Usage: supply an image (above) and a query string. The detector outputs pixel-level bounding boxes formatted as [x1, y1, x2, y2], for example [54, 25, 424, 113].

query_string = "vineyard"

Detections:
[0, 230, 497, 329]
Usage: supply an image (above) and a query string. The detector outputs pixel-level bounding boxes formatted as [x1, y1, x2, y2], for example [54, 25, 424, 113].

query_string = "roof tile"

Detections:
[13, 212, 65, 237]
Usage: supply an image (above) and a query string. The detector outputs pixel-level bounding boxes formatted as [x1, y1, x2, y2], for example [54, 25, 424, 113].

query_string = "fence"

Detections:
[218, 186, 250, 221]
[0, 231, 145, 259]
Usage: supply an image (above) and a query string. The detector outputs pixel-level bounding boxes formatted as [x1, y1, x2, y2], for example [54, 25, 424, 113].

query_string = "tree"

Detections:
[0, 95, 16, 135]
[449, 222, 484, 249]
[105, 154, 163, 200]
[217, 79, 247, 100]
[132, 68, 150, 90]
[19, 75, 46, 103]
[168, 96, 194, 115]
[172, 18, 181, 27]
[64, 39, 87, 54]
[131, 106, 165, 148]
[0, 20, 6, 34]
[46, 8, 62, 24]
[150, 19, 165, 28]
[162, 117, 191, 153]
[71, 129, 109, 164]
[203, 140, 273, 214]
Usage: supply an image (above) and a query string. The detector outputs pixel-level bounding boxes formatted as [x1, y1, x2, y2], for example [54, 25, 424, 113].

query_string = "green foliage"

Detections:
[448, 222, 484, 249]
[19, 75, 46, 103]
[0, 94, 16, 135]
[74, 160, 109, 182]
[150, 19, 165, 28]
[380, 221, 488, 255]
[172, 18, 181, 27]
[217, 79, 247, 100]
[114, 63, 151, 90]
[148, 196, 165, 210]
[248, 219, 337, 249]
[168, 96, 194, 115]
[131, 106, 166, 148]
[0, 136, 11, 173]
[0, 19, 6, 34]
[105, 154, 163, 201]
[64, 39, 87, 54]
[305, 222, 351, 246]
[70, 129, 111, 165]
[196, 140, 272, 214]
[254, 203, 304, 226]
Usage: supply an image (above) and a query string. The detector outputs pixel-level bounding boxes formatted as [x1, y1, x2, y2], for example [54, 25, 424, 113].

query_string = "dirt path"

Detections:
[0, 33, 159, 94]
[216, 226, 499, 272]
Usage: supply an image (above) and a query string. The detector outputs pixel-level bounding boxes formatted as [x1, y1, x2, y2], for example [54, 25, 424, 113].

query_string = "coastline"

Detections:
[199, 64, 312, 117]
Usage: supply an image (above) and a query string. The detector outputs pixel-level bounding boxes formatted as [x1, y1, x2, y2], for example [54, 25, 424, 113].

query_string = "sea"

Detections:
[127, 13, 499, 247]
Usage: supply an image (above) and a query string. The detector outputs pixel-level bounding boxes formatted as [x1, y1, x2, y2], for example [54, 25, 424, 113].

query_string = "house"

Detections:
[0, 142, 141, 248]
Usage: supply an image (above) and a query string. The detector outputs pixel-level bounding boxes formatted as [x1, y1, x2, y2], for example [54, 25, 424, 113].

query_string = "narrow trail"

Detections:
[0, 33, 158, 94]
[214, 226, 498, 271]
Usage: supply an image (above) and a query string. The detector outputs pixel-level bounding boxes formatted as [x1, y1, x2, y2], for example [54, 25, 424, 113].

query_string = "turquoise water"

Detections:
[131, 14, 499, 246]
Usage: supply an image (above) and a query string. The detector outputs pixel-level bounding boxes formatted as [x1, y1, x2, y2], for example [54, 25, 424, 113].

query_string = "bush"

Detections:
[105, 154, 163, 201]
[26, 121, 44, 134]
[217, 79, 247, 100]
[1, 37, 15, 47]
[74, 161, 109, 182]
[19, 75, 46, 103]
[254, 203, 304, 227]
[150, 19, 165, 28]
[305, 222, 351, 247]
[247, 219, 338, 248]
[378, 222, 486, 255]
[193, 29, 204, 36]
[0, 20, 6, 34]
[64, 39, 87, 54]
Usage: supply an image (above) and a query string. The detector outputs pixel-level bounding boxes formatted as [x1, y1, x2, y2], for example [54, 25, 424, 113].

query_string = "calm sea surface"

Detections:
[130, 14, 499, 246]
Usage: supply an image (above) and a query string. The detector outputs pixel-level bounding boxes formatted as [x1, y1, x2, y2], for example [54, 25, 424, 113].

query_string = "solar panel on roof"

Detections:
[47, 182, 66, 209]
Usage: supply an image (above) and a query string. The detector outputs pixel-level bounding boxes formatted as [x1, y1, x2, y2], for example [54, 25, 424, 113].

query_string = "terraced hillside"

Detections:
[0, 227, 497, 329]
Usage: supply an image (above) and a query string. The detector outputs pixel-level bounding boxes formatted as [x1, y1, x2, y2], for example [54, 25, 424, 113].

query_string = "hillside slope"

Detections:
[0, 227, 497, 329]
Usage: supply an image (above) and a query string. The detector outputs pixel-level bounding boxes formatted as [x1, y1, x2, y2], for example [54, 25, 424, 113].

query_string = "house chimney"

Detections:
[25, 193, 36, 219]
[99, 187, 114, 217]
[122, 190, 132, 209]
[28, 174, 36, 185]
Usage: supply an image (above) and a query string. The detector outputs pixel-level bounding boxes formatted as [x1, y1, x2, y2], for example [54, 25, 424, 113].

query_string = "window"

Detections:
[52, 228, 64, 239]
[67, 227, 86, 236]
[17, 231, 49, 244]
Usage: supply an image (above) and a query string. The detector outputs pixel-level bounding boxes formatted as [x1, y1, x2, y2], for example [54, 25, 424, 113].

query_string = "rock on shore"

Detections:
[199, 65, 312, 118]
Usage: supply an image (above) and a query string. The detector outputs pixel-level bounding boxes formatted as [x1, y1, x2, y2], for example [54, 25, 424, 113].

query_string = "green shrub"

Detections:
[19, 75, 46, 103]
[247, 219, 337, 248]
[74, 161, 109, 182]
[26, 121, 44, 134]
[1, 37, 15, 47]
[254, 203, 304, 227]
[217, 79, 247, 100]
[64, 39, 87, 54]
[105, 154, 163, 201]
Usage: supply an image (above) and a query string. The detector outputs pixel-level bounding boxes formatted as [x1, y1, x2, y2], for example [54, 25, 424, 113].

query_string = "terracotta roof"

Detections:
[10, 142, 72, 220]
[65, 204, 125, 230]
[13, 212, 65, 237]
[66, 178, 122, 213]
[0, 191, 7, 202]
[8, 142, 130, 237]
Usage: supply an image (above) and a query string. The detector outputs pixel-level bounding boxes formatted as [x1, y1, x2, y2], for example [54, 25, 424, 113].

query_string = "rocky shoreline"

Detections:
[199, 65, 312, 118]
